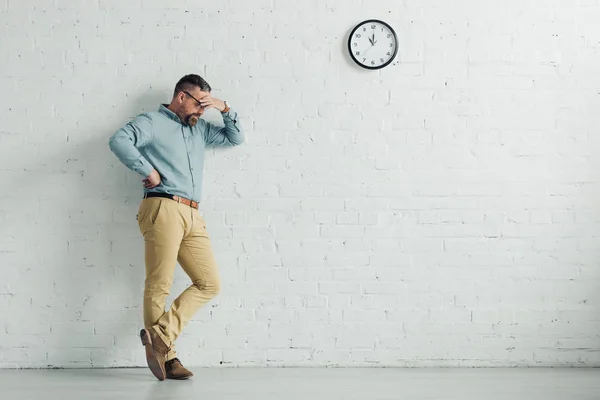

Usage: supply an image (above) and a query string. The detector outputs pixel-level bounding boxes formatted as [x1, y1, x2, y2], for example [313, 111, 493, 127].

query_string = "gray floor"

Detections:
[0, 368, 599, 400]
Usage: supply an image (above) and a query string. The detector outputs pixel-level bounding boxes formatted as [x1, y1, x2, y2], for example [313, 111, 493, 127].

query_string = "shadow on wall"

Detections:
[0, 89, 166, 368]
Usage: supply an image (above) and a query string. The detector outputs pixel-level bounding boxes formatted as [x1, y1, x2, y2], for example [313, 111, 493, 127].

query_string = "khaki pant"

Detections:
[137, 197, 220, 360]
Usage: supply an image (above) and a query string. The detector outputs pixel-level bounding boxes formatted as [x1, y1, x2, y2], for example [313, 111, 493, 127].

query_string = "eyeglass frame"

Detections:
[182, 90, 205, 109]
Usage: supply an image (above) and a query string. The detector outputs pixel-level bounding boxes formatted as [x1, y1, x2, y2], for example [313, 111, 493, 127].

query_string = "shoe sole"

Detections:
[167, 373, 194, 380]
[140, 329, 166, 381]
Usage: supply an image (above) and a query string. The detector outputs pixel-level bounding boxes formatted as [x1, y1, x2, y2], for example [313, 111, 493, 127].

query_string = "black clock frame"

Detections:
[348, 19, 398, 70]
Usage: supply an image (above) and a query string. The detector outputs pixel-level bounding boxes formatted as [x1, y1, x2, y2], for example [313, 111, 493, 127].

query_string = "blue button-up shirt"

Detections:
[109, 104, 244, 202]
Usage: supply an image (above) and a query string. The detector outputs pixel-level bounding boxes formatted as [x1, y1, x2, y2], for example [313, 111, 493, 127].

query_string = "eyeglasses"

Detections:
[183, 91, 204, 109]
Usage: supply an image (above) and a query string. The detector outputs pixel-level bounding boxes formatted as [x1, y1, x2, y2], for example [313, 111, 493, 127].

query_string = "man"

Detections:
[108, 74, 244, 381]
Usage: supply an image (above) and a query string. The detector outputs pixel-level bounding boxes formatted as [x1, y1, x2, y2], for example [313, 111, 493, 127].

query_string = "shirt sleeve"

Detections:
[202, 108, 245, 147]
[108, 113, 155, 177]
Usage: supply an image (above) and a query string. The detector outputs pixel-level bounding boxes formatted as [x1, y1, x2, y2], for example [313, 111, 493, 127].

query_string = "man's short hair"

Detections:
[173, 74, 212, 97]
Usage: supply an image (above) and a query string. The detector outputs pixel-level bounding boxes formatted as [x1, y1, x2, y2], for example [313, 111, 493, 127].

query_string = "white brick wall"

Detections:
[1, 0, 600, 368]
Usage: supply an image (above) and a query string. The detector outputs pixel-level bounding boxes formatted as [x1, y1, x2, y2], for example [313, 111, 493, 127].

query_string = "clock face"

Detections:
[348, 19, 398, 70]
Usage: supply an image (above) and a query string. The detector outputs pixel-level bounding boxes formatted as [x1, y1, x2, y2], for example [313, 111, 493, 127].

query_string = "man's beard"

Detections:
[185, 114, 200, 127]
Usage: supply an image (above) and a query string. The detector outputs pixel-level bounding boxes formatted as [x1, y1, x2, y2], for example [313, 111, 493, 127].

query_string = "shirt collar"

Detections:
[158, 104, 183, 124]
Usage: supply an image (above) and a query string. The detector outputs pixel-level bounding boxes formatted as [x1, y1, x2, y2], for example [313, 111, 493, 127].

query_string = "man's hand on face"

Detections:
[143, 169, 161, 189]
[199, 95, 226, 112]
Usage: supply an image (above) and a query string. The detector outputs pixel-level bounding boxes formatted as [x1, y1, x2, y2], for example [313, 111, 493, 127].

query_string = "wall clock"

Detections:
[348, 19, 398, 70]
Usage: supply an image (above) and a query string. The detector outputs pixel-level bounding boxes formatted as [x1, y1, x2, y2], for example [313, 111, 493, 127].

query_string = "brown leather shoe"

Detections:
[165, 358, 194, 380]
[140, 327, 170, 381]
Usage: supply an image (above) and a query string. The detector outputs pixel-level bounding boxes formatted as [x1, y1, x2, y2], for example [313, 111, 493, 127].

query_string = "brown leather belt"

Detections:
[144, 192, 199, 209]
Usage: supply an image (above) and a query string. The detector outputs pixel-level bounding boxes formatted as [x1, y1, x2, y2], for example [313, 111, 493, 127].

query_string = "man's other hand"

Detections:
[143, 169, 161, 189]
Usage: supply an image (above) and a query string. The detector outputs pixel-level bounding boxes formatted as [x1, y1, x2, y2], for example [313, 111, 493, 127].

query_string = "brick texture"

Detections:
[1, 0, 600, 368]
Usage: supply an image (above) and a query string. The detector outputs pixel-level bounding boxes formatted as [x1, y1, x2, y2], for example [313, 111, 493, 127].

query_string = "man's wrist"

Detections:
[221, 100, 230, 113]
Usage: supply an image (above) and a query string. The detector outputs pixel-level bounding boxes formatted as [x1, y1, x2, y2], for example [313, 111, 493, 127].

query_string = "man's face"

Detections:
[179, 87, 210, 127]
